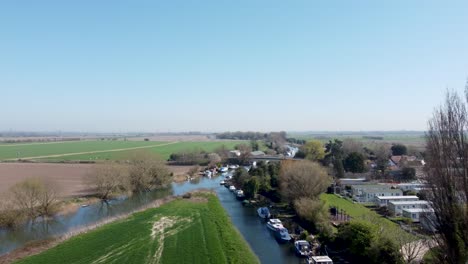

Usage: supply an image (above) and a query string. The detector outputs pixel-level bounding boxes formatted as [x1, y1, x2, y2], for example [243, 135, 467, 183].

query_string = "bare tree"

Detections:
[425, 89, 468, 263]
[342, 138, 364, 156]
[128, 151, 172, 192]
[9, 178, 60, 220]
[10, 178, 43, 220]
[187, 166, 200, 178]
[37, 179, 60, 216]
[0, 194, 25, 228]
[207, 153, 221, 167]
[87, 163, 129, 200]
[279, 160, 331, 201]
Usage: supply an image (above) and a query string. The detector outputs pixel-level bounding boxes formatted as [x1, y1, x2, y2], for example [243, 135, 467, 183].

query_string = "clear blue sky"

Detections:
[1, 1, 467, 132]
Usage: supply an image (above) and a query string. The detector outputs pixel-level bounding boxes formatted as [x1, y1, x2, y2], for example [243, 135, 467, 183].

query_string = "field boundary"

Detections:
[4, 142, 179, 161]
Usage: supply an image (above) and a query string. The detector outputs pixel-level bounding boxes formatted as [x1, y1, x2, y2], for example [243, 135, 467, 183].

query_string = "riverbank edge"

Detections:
[0, 194, 179, 264]
[0, 189, 259, 264]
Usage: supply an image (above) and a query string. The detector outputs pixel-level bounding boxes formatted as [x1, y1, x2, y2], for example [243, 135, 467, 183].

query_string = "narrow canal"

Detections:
[1, 173, 301, 263]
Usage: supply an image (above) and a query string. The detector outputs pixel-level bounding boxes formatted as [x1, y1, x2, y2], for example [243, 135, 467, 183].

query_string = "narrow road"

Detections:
[5, 142, 179, 161]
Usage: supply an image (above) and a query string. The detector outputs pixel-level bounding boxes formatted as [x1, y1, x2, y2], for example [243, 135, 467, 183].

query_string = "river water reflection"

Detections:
[1, 174, 301, 263]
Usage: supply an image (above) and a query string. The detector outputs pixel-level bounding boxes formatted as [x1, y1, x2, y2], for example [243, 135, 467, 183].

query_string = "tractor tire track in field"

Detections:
[5, 142, 179, 161]
[149, 216, 194, 264]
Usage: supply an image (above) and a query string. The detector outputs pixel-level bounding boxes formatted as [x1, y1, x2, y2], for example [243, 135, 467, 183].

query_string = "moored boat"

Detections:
[229, 185, 236, 192]
[257, 207, 271, 219]
[266, 218, 283, 231]
[236, 190, 245, 200]
[220, 180, 225, 185]
[219, 166, 228, 173]
[294, 240, 312, 257]
[273, 227, 292, 243]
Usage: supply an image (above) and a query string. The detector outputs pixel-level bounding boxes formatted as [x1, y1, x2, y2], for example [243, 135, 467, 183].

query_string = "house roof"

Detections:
[377, 195, 419, 200]
[403, 208, 434, 213]
[363, 189, 402, 194]
[352, 184, 391, 189]
[389, 200, 429, 205]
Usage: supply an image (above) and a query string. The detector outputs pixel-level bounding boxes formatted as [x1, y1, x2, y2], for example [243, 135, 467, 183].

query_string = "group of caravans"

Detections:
[342, 179, 437, 231]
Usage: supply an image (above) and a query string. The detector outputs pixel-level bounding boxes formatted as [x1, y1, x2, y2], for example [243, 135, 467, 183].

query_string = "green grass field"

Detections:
[0, 140, 240, 161]
[16, 193, 259, 264]
[320, 193, 416, 241]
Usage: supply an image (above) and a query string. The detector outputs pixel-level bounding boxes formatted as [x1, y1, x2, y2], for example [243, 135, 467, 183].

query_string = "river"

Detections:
[0, 173, 301, 263]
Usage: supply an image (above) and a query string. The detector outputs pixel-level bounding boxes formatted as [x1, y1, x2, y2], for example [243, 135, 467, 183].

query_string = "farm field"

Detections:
[0, 140, 240, 161]
[320, 193, 416, 241]
[291, 132, 426, 146]
[15, 193, 259, 264]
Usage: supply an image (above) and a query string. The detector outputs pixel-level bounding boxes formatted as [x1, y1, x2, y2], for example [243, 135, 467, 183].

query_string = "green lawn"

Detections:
[16, 193, 259, 264]
[320, 193, 416, 241]
[0, 140, 240, 161]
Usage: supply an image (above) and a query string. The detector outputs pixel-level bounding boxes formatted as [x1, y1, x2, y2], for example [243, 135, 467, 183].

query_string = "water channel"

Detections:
[1, 173, 301, 263]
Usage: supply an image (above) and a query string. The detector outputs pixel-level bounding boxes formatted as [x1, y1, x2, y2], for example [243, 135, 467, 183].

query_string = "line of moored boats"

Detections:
[218, 170, 333, 264]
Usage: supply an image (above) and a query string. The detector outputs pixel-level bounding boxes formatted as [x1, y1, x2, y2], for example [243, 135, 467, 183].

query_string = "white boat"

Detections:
[257, 207, 271, 219]
[219, 167, 228, 173]
[229, 185, 236, 192]
[229, 165, 239, 170]
[307, 256, 333, 264]
[220, 180, 225, 185]
[204, 170, 212, 177]
[81, 204, 89, 208]
[236, 190, 245, 200]
[266, 219, 283, 231]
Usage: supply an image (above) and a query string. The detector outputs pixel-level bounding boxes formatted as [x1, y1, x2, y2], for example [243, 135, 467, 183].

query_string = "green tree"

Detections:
[344, 152, 366, 173]
[391, 144, 407, 156]
[250, 140, 260, 151]
[233, 168, 250, 187]
[324, 139, 345, 177]
[301, 140, 326, 161]
[243, 177, 260, 199]
[335, 221, 375, 262]
[400, 167, 416, 181]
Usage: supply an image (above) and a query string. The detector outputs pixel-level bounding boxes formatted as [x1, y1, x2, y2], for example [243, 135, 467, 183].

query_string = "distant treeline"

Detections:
[216, 131, 305, 145]
[362, 136, 384, 140]
[0, 138, 81, 144]
[216, 131, 269, 140]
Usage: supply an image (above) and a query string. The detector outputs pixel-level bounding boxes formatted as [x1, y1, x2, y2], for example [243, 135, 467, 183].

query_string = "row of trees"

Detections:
[168, 149, 221, 166]
[88, 152, 172, 200]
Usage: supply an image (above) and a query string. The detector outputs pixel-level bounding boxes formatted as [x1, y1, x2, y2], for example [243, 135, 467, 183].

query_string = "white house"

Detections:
[376, 195, 419, 207]
[388, 200, 430, 216]
[402, 208, 435, 223]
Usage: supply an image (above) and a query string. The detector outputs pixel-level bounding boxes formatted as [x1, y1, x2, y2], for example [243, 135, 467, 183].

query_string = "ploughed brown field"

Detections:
[0, 163, 195, 197]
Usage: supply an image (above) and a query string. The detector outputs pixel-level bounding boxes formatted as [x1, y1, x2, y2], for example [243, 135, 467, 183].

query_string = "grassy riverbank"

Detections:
[15, 192, 259, 264]
[320, 193, 417, 241]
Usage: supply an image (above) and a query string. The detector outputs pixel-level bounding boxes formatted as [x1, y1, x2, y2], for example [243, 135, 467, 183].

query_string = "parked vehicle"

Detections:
[257, 207, 271, 219]
[294, 240, 312, 257]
